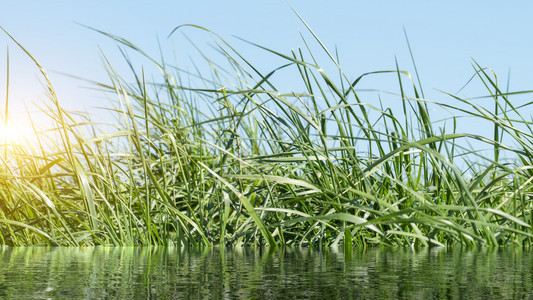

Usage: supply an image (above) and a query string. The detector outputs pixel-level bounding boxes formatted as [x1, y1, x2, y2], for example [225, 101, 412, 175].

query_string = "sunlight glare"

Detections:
[0, 120, 35, 146]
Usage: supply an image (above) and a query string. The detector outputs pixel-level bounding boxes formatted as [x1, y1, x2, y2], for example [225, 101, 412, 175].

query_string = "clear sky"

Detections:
[1, 1, 532, 133]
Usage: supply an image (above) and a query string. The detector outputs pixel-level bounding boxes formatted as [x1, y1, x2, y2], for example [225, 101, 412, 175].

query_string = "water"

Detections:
[0, 246, 531, 299]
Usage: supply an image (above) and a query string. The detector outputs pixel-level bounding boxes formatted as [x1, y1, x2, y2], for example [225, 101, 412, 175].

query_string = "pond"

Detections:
[0, 246, 530, 298]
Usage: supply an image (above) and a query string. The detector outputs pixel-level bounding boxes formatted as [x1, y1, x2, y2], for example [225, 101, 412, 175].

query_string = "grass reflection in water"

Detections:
[0, 247, 529, 298]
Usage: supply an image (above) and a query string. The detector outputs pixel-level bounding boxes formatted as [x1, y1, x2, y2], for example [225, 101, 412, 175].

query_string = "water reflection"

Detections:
[0, 246, 530, 298]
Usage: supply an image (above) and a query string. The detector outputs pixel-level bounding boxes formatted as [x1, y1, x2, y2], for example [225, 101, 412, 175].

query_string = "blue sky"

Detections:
[0, 1, 532, 133]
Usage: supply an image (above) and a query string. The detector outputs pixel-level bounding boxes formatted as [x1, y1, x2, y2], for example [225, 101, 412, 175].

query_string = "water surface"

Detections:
[0, 246, 531, 298]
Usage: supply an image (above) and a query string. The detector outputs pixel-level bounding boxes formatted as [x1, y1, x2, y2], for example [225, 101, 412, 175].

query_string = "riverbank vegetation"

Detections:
[1, 21, 533, 248]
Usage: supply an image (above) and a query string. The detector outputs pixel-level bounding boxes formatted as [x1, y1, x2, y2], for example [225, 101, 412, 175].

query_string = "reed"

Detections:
[1, 20, 532, 248]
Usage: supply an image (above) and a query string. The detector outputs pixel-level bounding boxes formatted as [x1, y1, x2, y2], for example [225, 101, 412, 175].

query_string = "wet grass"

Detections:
[1, 20, 533, 248]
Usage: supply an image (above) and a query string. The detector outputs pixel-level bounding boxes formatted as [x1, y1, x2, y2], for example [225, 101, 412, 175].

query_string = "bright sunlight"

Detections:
[0, 119, 36, 146]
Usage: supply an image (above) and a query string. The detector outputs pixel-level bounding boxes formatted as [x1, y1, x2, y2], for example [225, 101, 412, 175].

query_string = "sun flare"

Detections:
[0, 121, 35, 146]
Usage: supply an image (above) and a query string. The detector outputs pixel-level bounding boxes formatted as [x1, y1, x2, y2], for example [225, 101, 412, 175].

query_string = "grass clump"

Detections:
[1, 21, 533, 248]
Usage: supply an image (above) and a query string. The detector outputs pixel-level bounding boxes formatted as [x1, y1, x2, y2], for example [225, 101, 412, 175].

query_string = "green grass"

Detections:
[1, 20, 533, 248]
